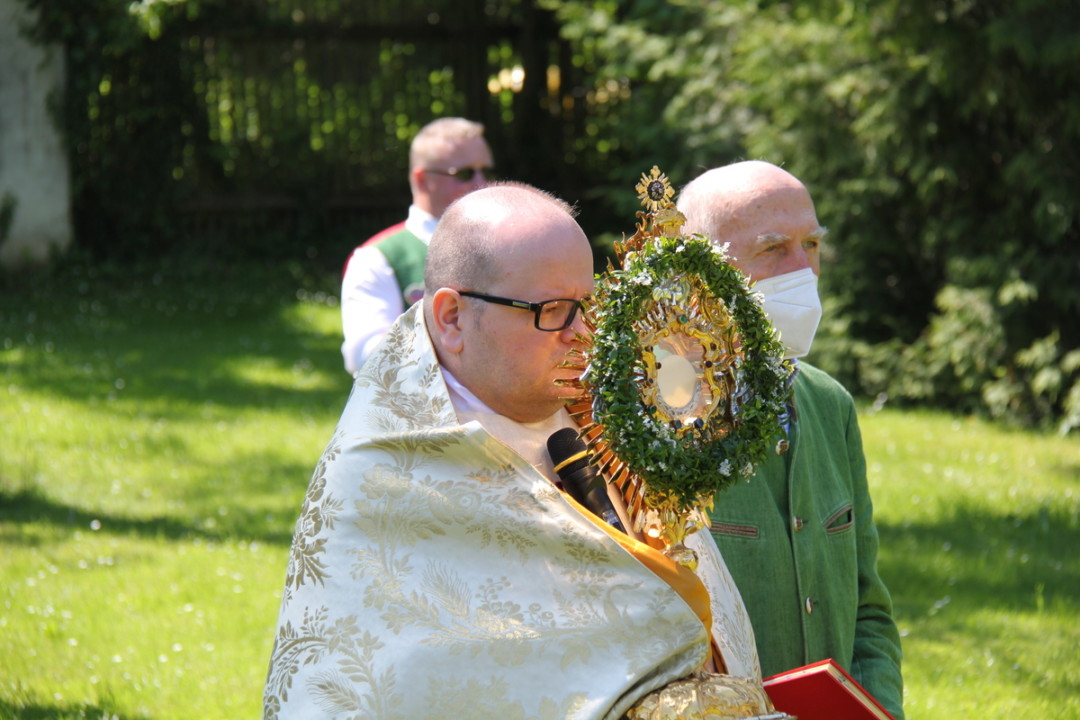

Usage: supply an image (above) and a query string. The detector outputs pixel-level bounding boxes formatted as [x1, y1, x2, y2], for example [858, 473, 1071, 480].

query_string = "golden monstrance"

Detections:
[559, 167, 795, 720]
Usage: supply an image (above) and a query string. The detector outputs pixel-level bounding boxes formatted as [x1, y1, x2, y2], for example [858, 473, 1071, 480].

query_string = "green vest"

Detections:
[375, 228, 427, 307]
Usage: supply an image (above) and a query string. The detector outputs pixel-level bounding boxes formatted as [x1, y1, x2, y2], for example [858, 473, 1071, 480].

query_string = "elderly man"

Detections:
[265, 183, 762, 719]
[340, 117, 494, 374]
[678, 160, 905, 719]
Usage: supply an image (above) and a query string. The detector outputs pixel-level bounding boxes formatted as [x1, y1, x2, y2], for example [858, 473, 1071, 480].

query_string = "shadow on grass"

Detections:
[878, 498, 1080, 617]
[2, 259, 341, 547]
[0, 484, 297, 547]
[1, 258, 351, 416]
[875, 500, 1080, 706]
[0, 698, 150, 720]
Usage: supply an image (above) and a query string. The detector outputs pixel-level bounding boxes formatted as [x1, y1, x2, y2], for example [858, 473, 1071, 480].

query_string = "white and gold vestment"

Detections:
[263, 305, 760, 719]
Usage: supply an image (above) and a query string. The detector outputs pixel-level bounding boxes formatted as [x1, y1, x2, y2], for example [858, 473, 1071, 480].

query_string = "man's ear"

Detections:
[429, 288, 465, 355]
[411, 166, 429, 191]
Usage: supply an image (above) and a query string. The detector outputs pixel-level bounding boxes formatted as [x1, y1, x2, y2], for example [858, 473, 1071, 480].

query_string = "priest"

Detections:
[263, 182, 764, 719]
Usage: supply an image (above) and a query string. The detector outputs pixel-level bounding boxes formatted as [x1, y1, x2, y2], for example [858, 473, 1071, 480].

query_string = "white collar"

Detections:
[405, 205, 439, 244]
[439, 367, 574, 484]
[440, 366, 494, 414]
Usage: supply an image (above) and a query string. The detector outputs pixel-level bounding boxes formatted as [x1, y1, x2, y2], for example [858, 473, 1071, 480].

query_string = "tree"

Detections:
[543, 0, 1080, 431]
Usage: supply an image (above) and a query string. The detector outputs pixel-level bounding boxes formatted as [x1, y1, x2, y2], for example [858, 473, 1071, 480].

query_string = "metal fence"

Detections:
[68, 0, 601, 260]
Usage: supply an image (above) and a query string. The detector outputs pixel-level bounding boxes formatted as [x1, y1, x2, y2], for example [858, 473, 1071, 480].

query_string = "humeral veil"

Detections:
[263, 305, 762, 719]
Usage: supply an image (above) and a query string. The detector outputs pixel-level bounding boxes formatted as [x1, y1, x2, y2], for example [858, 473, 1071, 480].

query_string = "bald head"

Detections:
[678, 160, 825, 282]
[424, 183, 579, 309]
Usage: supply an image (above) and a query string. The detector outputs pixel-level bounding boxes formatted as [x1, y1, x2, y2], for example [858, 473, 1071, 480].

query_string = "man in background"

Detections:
[340, 117, 494, 374]
[678, 160, 905, 719]
[266, 183, 764, 719]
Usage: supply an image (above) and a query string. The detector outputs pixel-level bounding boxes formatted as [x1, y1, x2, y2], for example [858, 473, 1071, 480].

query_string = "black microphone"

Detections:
[547, 428, 626, 534]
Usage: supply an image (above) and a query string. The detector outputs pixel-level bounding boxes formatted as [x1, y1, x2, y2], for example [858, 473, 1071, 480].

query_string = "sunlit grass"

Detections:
[863, 408, 1080, 718]
[2, 259, 1078, 719]
[2, 259, 345, 719]
[3, 532, 281, 718]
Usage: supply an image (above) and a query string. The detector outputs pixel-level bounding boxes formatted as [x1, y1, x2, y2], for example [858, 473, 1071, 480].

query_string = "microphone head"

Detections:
[546, 428, 626, 534]
[547, 427, 585, 463]
[547, 428, 592, 477]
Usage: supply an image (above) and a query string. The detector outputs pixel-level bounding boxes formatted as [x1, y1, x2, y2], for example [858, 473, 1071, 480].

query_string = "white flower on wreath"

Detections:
[707, 241, 730, 257]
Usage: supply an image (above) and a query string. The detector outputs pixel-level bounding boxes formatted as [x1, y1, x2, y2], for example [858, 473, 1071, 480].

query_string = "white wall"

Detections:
[0, 0, 72, 268]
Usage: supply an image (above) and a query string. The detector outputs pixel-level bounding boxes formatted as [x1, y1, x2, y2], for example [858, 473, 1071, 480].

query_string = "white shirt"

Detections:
[340, 205, 439, 374]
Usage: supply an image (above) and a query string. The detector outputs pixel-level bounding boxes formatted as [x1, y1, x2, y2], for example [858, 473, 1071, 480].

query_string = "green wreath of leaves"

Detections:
[583, 233, 790, 510]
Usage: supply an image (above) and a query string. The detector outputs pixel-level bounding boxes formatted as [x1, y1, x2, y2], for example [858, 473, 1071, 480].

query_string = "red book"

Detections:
[763, 658, 896, 720]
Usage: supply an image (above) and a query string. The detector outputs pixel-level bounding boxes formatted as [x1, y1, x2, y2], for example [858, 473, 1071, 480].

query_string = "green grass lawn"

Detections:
[2, 259, 1078, 719]
[865, 409, 1079, 718]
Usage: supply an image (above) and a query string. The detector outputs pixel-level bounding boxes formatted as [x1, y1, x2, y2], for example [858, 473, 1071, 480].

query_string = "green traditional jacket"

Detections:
[709, 362, 905, 719]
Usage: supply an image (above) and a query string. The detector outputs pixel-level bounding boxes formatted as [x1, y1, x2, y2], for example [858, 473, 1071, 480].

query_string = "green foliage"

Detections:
[18, 0, 549, 265]
[21, 0, 181, 258]
[538, 0, 745, 221]
[18, 0, 1079, 425]
[878, 284, 1080, 430]
[543, 0, 1080, 430]
[0, 192, 17, 247]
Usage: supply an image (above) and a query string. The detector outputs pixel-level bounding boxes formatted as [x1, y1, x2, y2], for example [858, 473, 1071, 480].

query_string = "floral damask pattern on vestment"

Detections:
[263, 305, 760, 720]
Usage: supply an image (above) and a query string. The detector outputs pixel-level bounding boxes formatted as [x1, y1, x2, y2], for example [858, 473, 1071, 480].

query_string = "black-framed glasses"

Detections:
[425, 166, 494, 182]
[458, 291, 584, 331]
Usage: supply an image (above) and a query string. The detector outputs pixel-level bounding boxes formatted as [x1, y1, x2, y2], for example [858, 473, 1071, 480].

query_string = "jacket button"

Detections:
[804, 597, 815, 614]
[793, 515, 804, 532]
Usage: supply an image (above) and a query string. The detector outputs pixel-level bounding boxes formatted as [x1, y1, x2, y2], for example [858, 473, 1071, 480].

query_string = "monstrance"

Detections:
[560, 166, 790, 568]
[557, 167, 794, 719]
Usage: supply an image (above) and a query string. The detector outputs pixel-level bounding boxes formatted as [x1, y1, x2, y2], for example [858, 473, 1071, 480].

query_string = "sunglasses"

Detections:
[425, 166, 494, 182]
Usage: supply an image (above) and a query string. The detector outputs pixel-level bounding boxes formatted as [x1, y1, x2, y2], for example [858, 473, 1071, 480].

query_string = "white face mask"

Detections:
[753, 268, 822, 359]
